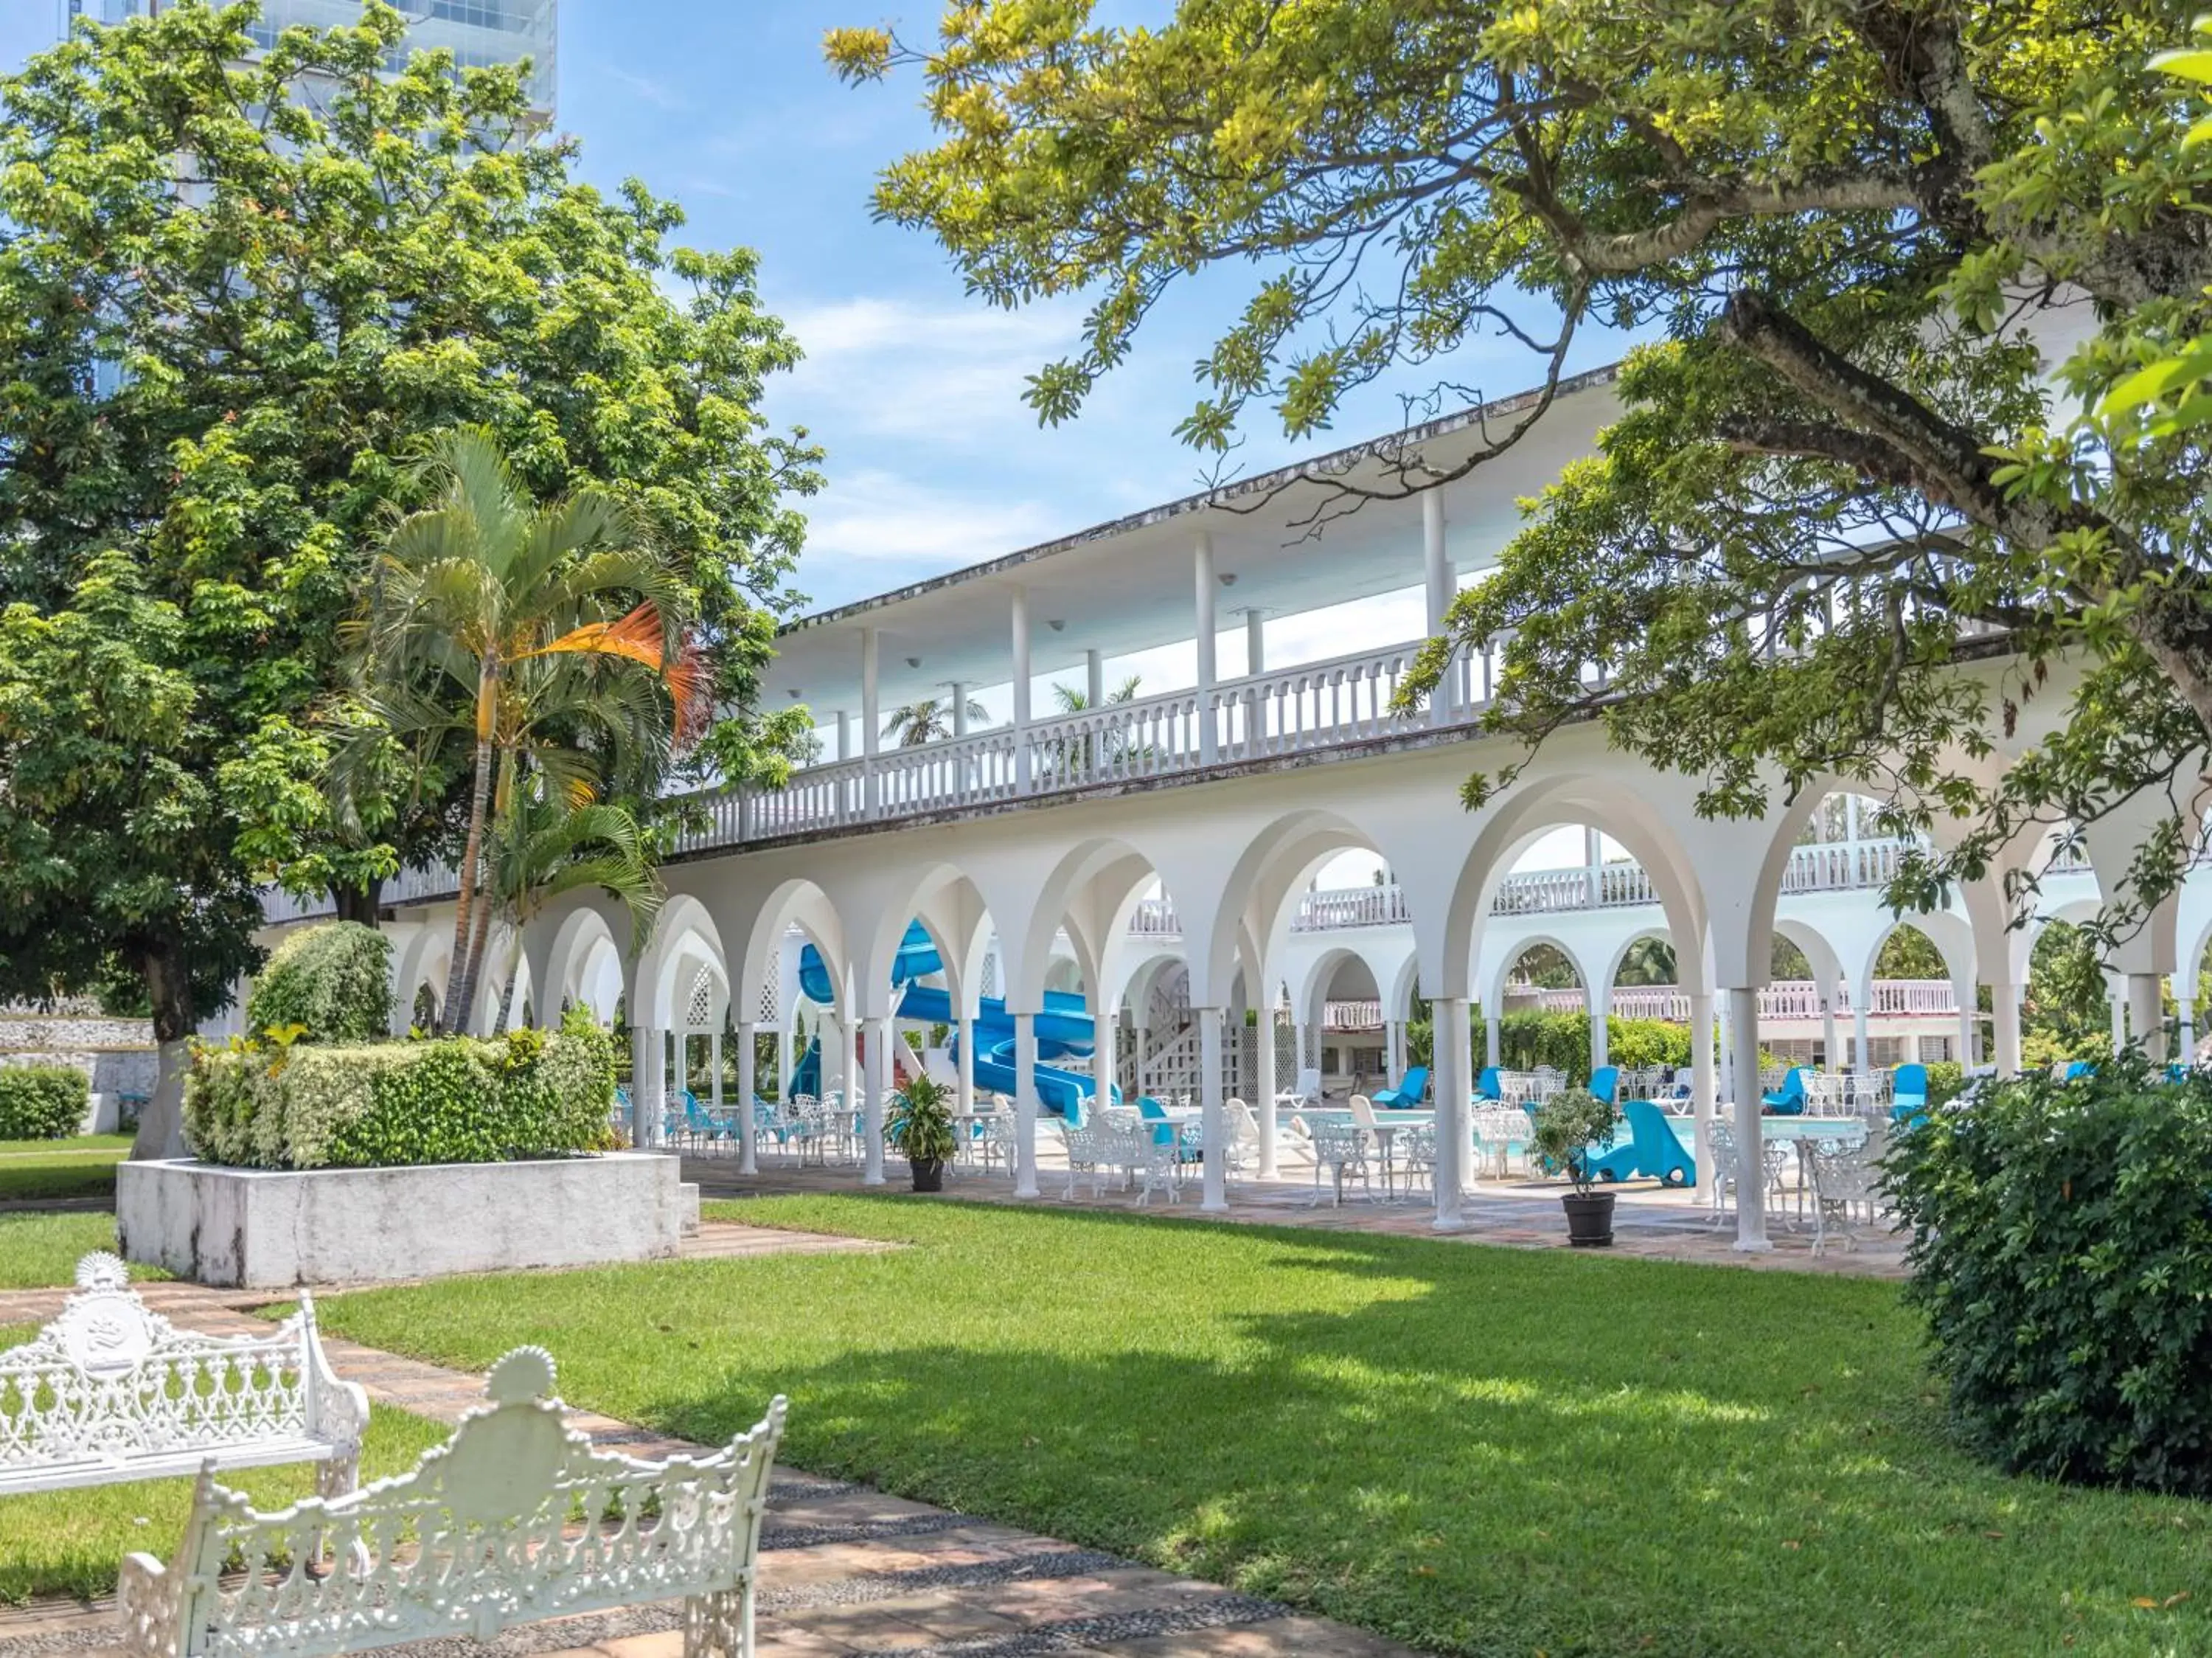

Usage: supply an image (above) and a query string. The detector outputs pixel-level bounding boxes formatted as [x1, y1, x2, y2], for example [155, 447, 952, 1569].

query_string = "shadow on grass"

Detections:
[316, 1195, 2208, 1658]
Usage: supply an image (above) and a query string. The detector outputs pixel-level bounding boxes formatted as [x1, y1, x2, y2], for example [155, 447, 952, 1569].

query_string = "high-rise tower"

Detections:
[58, 1, 557, 122]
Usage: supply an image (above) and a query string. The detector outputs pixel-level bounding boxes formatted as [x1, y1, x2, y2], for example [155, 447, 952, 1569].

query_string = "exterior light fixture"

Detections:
[1218, 572, 1238, 587]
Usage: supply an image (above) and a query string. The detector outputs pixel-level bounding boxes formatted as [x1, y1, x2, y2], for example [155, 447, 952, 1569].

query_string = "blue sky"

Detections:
[1, 2, 1626, 872]
[4, 2, 1621, 623]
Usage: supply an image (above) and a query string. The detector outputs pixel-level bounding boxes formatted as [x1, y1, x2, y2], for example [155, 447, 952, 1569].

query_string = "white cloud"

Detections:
[777, 295, 1085, 444]
[602, 66, 690, 111]
[796, 468, 1062, 599]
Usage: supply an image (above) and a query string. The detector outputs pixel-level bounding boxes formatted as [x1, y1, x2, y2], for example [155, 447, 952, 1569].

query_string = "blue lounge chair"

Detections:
[1888, 1062, 1929, 1123]
[1137, 1095, 1180, 1148]
[1373, 1065, 1430, 1109]
[1587, 1065, 1621, 1106]
[2063, 1059, 2097, 1081]
[1619, 1099, 1696, 1187]
[1762, 1067, 1808, 1114]
[1475, 1066, 1503, 1101]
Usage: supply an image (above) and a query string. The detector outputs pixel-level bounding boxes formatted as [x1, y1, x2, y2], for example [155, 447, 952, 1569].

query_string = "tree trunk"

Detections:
[131, 945, 194, 1162]
[333, 876, 384, 926]
[452, 884, 498, 1036]
[492, 926, 524, 1034]
[441, 667, 498, 1034]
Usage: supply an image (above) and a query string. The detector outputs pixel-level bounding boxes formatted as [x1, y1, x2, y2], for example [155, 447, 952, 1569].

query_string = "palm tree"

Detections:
[352, 427, 698, 1033]
[484, 786, 663, 1033]
[883, 693, 990, 747]
[1046, 675, 1144, 777]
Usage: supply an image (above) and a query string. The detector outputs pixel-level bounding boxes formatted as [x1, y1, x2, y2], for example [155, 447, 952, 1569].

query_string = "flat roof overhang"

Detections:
[768, 367, 1622, 712]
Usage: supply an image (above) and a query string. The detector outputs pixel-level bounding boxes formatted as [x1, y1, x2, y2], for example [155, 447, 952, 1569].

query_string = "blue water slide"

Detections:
[796, 920, 1113, 1122]
[787, 1035, 821, 1100]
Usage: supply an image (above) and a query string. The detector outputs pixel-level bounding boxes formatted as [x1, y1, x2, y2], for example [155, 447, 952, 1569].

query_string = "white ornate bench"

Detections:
[0, 1252, 364, 1499]
[118, 1347, 787, 1658]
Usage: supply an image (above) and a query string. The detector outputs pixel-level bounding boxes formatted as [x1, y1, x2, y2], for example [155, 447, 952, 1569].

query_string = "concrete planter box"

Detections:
[117, 1152, 698, 1289]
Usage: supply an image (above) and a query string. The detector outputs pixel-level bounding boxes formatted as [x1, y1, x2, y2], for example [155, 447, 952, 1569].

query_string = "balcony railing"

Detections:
[1523, 979, 1962, 1021]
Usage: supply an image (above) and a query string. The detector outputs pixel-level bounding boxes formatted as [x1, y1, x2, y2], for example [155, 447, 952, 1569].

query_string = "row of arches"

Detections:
[352, 736, 2194, 1252]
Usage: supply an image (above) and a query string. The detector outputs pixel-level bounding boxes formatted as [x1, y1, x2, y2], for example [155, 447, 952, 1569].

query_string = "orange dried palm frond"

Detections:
[529, 603, 708, 744]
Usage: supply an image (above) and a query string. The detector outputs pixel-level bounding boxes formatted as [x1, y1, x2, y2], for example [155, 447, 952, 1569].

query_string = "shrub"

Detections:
[184, 1013, 617, 1169]
[0, 1066, 88, 1139]
[246, 923, 394, 1042]
[1886, 1058, 2212, 1493]
[1924, 1060, 1967, 1108]
[1495, 1011, 1691, 1085]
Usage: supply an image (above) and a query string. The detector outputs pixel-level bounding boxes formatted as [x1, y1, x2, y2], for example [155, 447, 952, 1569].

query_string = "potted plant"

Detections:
[1530, 1090, 1623, 1246]
[887, 1072, 957, 1193]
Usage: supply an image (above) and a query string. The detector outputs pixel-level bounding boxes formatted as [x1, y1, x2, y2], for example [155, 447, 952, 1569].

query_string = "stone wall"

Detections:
[0, 1010, 157, 1132]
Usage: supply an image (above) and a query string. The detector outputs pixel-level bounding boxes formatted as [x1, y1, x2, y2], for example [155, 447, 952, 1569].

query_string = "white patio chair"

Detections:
[1222, 1098, 1263, 1179]
[1806, 1135, 1883, 1255]
[1275, 1066, 1321, 1110]
[1396, 1122, 1438, 1202]
[1309, 1117, 1372, 1207]
[1059, 1122, 1111, 1199]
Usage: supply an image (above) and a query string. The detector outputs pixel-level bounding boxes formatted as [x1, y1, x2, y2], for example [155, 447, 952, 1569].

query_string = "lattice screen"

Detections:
[685, 966, 715, 1033]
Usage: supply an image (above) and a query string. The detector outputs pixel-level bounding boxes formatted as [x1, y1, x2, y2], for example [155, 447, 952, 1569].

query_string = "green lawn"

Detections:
[0, 1319, 446, 1603]
[296, 1196, 2212, 1657]
[0, 1212, 164, 1288]
[0, 1134, 132, 1203]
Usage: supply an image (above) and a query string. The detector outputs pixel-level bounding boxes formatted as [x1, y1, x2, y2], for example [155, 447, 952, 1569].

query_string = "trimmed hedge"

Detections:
[1888, 1058, 2212, 1492]
[246, 923, 394, 1042]
[1497, 1011, 1693, 1085]
[0, 1066, 88, 1140]
[184, 1015, 618, 1170]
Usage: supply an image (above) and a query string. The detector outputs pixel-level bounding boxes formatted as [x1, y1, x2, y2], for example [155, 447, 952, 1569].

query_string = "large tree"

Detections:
[0, 1, 820, 1151]
[828, 1, 2212, 939]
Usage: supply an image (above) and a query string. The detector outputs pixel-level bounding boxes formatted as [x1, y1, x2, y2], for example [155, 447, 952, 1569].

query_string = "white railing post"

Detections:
[1195, 533, 1219, 765]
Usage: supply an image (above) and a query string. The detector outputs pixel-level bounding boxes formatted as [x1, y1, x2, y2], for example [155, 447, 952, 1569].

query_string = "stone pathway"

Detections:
[686, 1158, 1909, 1279]
[0, 1222, 1425, 1658]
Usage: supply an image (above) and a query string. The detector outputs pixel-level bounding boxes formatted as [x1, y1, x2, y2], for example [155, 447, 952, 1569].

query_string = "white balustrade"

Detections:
[1517, 979, 1959, 1020]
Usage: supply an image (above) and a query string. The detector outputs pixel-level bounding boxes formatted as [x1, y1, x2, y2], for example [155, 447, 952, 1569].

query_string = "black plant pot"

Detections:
[1562, 1190, 1615, 1247]
[911, 1157, 945, 1193]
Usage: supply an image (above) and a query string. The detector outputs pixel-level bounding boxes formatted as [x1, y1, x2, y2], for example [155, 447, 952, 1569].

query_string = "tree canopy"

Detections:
[0, 1, 819, 1140]
[829, 0, 2212, 943]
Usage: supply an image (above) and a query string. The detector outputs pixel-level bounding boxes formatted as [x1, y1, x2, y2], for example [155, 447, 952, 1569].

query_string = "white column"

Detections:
[1423, 490, 1453, 723]
[835, 711, 850, 762]
[1093, 1010, 1118, 1117]
[2109, 991, 2126, 1056]
[1422, 489, 1452, 633]
[840, 1013, 858, 1106]
[1728, 987, 1770, 1251]
[1820, 993, 1839, 1074]
[1085, 648, 1103, 709]
[629, 1025, 661, 1148]
[1245, 609, 1265, 676]
[1383, 1019, 1400, 1081]
[956, 1012, 976, 1115]
[2178, 995, 2197, 1066]
[863, 1016, 891, 1185]
[1485, 1013, 1501, 1070]
[1992, 984, 2023, 1075]
[776, 1024, 792, 1098]
[672, 1027, 689, 1115]
[1690, 991, 1717, 1203]
[735, 1021, 757, 1173]
[1852, 988, 1871, 1075]
[1014, 1011, 1040, 1198]
[950, 681, 969, 738]
[1717, 995, 1735, 1104]
[1432, 996, 1465, 1229]
[860, 625, 880, 813]
[1252, 998, 1278, 1178]
[709, 1029, 723, 1115]
[2127, 971, 2166, 1061]
[1010, 585, 1033, 790]
[1955, 985, 1976, 1068]
[1589, 984, 1610, 1071]
[1293, 1019, 1310, 1091]
[1198, 1006, 1227, 1210]
[1194, 533, 1219, 763]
